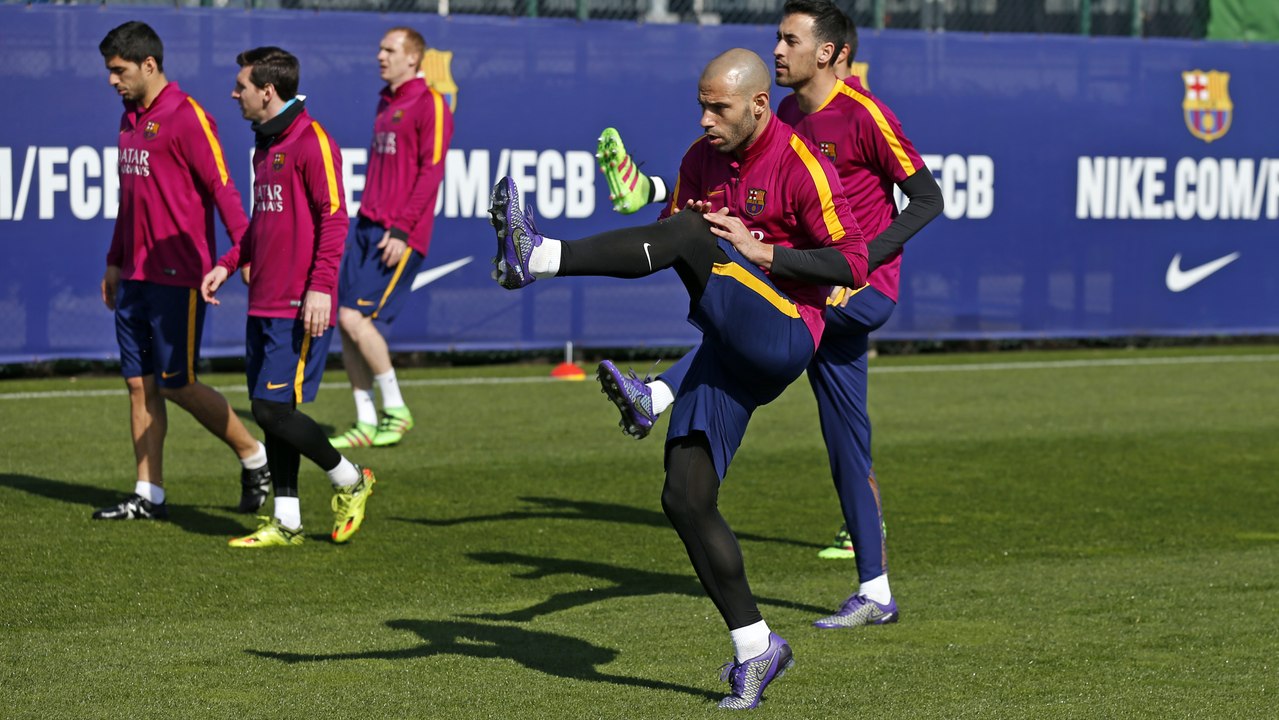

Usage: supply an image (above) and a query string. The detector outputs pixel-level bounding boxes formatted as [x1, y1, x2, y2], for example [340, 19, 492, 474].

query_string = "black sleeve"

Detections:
[770, 246, 857, 287]
[866, 168, 944, 272]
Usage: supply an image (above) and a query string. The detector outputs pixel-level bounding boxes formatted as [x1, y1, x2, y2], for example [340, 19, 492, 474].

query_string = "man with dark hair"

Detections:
[93, 21, 272, 522]
[493, 48, 867, 710]
[772, 0, 943, 620]
[596, 0, 944, 626]
[329, 27, 453, 450]
[833, 18, 859, 79]
[203, 47, 376, 548]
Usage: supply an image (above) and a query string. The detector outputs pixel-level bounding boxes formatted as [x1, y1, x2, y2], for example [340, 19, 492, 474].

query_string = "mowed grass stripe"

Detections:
[3, 351, 1277, 401]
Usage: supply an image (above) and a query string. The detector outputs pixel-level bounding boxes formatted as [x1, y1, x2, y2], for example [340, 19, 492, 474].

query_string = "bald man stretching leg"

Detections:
[490, 50, 868, 710]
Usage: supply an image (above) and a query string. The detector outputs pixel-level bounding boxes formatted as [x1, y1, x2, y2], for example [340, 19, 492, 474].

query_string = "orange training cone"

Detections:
[550, 341, 586, 381]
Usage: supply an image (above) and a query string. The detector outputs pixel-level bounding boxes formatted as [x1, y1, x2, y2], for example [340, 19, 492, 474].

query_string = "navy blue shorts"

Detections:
[665, 241, 815, 480]
[115, 280, 206, 388]
[338, 215, 425, 330]
[244, 316, 334, 405]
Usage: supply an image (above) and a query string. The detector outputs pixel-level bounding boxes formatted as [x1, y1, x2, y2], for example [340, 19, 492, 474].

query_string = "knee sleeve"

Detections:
[251, 398, 294, 432]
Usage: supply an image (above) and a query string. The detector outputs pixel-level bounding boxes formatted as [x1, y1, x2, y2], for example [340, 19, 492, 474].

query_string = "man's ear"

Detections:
[819, 42, 835, 66]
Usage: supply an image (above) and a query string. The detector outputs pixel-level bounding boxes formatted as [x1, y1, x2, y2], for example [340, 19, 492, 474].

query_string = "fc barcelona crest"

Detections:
[745, 188, 766, 216]
[272, 152, 286, 170]
[420, 48, 459, 112]
[144, 121, 161, 140]
[392, 109, 405, 123]
[818, 141, 837, 161]
[1182, 69, 1232, 143]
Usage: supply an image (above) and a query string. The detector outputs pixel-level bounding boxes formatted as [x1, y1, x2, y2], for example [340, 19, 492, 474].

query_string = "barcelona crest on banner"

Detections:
[420, 48, 458, 112]
[1182, 70, 1232, 143]
[745, 188, 766, 216]
[272, 152, 286, 170]
[144, 121, 160, 140]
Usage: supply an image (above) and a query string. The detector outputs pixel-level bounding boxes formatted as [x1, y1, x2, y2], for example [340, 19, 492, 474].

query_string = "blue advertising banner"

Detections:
[1, 6, 1276, 362]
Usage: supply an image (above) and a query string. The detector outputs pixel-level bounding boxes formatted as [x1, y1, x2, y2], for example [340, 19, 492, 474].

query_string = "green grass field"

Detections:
[2, 345, 1276, 719]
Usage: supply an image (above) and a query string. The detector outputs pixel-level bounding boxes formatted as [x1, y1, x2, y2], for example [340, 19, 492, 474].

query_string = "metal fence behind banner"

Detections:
[10, 0, 1210, 38]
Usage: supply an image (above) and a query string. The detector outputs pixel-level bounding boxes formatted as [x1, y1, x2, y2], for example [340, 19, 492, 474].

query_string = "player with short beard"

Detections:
[203, 47, 375, 548]
[93, 21, 272, 523]
[492, 49, 867, 709]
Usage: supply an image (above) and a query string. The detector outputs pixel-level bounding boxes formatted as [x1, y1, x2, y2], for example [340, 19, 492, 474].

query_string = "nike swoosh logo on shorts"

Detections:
[161, 371, 181, 379]
[643, 243, 653, 271]
[356, 299, 376, 306]
[266, 381, 289, 390]
[1165, 251, 1240, 292]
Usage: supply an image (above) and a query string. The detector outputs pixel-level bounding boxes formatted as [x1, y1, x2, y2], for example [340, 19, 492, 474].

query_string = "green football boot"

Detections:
[330, 421, 377, 450]
[229, 517, 305, 548]
[596, 127, 653, 215]
[331, 466, 376, 543]
[371, 408, 414, 447]
[817, 523, 856, 560]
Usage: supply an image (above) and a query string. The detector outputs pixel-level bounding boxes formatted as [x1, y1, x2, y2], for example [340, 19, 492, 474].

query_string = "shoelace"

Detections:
[378, 415, 409, 432]
[620, 365, 657, 417]
[718, 660, 747, 689]
[841, 594, 871, 613]
[623, 359, 662, 393]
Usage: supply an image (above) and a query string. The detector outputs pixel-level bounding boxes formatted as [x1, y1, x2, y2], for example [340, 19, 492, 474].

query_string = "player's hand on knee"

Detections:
[673, 199, 713, 215]
[705, 208, 773, 268]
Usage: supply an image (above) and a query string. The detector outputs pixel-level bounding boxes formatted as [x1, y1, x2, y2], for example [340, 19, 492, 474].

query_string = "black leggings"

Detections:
[251, 398, 341, 498]
[559, 209, 729, 306]
[661, 433, 761, 630]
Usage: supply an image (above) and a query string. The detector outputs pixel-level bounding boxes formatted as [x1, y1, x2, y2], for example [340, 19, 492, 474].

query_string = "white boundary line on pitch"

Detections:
[2, 353, 1276, 401]
[870, 353, 1279, 374]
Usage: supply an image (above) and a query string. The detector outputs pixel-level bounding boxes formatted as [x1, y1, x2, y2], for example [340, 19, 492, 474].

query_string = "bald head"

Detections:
[697, 49, 773, 156]
[701, 48, 771, 98]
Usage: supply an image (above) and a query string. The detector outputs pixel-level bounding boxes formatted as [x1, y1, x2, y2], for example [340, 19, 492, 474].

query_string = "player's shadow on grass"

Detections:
[399, 495, 819, 550]
[248, 618, 720, 702]
[461, 551, 830, 622]
[0, 473, 246, 536]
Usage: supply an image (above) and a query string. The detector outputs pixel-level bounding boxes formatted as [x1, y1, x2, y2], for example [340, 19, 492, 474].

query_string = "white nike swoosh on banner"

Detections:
[643, 242, 653, 271]
[1165, 252, 1240, 293]
[411, 256, 474, 291]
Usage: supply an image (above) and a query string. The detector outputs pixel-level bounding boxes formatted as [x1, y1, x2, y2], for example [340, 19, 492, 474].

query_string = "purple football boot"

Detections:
[488, 176, 542, 290]
[812, 594, 899, 629]
[717, 632, 794, 710]
[597, 360, 656, 439]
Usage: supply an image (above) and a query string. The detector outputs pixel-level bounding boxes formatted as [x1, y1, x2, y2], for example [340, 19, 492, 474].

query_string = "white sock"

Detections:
[239, 442, 268, 470]
[651, 176, 669, 204]
[730, 620, 771, 662]
[649, 379, 675, 415]
[859, 574, 892, 605]
[327, 457, 360, 488]
[373, 370, 404, 411]
[273, 496, 301, 530]
[353, 388, 377, 426]
[135, 480, 164, 505]
[529, 237, 562, 278]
